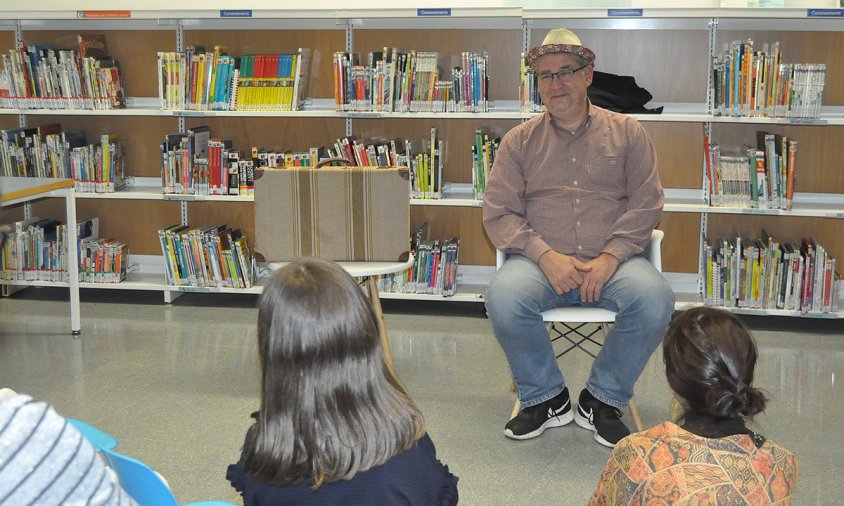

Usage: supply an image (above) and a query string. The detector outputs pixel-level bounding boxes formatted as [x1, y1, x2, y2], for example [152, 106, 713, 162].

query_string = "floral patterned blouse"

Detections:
[587, 421, 798, 505]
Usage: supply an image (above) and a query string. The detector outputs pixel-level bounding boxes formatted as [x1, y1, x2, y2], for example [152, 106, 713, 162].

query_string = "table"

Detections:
[1, 177, 80, 335]
[267, 256, 415, 377]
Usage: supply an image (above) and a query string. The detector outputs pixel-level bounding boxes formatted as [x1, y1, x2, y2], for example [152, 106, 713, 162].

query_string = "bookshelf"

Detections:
[1, 5, 843, 317]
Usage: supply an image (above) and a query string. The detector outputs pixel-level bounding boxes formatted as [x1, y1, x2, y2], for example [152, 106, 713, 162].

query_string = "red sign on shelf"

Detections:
[77, 10, 132, 18]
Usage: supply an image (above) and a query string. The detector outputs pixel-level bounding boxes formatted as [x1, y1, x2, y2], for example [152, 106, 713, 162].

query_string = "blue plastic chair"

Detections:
[101, 448, 236, 506]
[67, 418, 119, 451]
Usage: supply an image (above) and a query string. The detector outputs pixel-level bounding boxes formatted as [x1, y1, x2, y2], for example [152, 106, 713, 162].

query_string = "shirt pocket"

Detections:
[587, 156, 625, 197]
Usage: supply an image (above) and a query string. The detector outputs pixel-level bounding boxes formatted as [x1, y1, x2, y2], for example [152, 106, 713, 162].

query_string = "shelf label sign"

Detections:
[77, 10, 131, 18]
[608, 8, 643, 17]
[418, 8, 452, 16]
[220, 10, 253, 18]
[807, 9, 843, 16]
[347, 112, 383, 118]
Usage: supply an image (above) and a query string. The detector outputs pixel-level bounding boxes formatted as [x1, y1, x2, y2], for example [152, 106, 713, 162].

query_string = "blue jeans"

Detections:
[485, 254, 675, 409]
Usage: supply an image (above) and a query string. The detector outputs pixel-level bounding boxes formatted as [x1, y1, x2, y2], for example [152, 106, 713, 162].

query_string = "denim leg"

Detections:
[485, 254, 575, 408]
[586, 256, 675, 408]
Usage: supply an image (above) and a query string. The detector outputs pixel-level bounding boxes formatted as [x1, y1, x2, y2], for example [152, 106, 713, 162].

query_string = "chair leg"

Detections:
[366, 276, 396, 379]
[628, 398, 644, 432]
[509, 380, 520, 420]
[510, 397, 521, 421]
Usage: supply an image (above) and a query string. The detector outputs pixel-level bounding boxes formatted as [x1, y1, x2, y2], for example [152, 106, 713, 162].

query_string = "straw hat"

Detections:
[525, 28, 595, 67]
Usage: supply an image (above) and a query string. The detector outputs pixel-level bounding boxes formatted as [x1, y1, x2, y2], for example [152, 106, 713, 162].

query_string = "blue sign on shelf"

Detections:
[418, 8, 452, 16]
[608, 8, 643, 17]
[807, 9, 843, 17]
[220, 10, 253, 18]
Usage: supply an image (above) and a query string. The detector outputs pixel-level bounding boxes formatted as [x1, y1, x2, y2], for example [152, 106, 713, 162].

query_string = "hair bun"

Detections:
[711, 384, 766, 418]
[707, 386, 744, 418]
[741, 386, 767, 418]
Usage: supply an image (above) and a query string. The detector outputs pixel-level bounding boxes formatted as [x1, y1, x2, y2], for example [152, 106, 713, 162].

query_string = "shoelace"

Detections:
[594, 405, 623, 421]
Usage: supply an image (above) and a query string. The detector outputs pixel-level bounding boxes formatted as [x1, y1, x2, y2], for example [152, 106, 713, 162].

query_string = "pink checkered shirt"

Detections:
[483, 104, 663, 264]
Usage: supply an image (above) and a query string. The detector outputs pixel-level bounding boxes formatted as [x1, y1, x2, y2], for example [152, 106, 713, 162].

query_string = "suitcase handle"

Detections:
[315, 157, 352, 168]
[314, 158, 408, 180]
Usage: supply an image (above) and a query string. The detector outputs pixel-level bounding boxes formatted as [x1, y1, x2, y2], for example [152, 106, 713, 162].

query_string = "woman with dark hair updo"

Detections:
[588, 306, 798, 505]
[226, 257, 458, 505]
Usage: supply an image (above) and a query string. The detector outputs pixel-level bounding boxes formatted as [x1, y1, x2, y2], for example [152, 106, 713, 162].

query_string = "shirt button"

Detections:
[571, 157, 576, 162]
[578, 245, 583, 250]
[573, 180, 578, 186]
[575, 198, 580, 204]
[577, 221, 581, 227]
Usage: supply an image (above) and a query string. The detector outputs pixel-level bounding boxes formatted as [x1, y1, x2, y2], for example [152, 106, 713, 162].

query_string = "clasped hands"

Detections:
[538, 250, 619, 302]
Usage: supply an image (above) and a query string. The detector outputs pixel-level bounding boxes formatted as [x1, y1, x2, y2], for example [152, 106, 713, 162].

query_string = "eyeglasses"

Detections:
[537, 64, 588, 84]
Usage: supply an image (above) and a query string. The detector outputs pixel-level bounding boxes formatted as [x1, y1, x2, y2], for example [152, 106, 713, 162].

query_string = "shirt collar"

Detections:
[545, 99, 594, 136]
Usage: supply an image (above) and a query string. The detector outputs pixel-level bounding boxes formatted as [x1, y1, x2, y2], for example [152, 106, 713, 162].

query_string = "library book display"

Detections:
[2, 4, 844, 321]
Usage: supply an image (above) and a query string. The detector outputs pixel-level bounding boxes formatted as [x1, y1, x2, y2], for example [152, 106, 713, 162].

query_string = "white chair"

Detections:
[497, 229, 664, 432]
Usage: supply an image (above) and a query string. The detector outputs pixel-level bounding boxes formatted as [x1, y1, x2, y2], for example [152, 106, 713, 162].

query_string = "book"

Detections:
[99, 132, 125, 192]
[77, 33, 108, 59]
[800, 238, 815, 313]
[785, 139, 798, 210]
[291, 48, 310, 111]
[96, 58, 125, 108]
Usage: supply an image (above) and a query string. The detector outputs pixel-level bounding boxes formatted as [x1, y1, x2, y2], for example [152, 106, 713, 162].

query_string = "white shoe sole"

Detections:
[575, 408, 615, 448]
[504, 410, 574, 440]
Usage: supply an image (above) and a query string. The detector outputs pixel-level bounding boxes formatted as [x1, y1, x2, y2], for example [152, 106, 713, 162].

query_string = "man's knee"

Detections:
[643, 274, 675, 311]
[487, 274, 529, 318]
[485, 274, 510, 317]
[614, 273, 674, 325]
[485, 269, 546, 321]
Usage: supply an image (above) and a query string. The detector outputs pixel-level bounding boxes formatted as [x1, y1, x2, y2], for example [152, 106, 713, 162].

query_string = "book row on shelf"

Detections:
[0, 212, 467, 296]
[1, 212, 460, 294]
[1, 124, 125, 192]
[330, 127, 497, 200]
[712, 39, 826, 119]
[157, 47, 310, 112]
[78, 237, 128, 284]
[158, 223, 255, 289]
[1, 217, 68, 282]
[705, 130, 797, 210]
[28, 115, 817, 217]
[703, 233, 839, 314]
[0, 216, 128, 283]
[406, 128, 443, 199]
[162, 125, 461, 199]
[471, 128, 499, 200]
[0, 119, 495, 200]
[4, 215, 840, 311]
[377, 238, 460, 297]
[161, 126, 233, 195]
[0, 34, 125, 110]
[0, 33, 831, 121]
[376, 223, 460, 297]
[333, 49, 489, 113]
[3, 214, 840, 310]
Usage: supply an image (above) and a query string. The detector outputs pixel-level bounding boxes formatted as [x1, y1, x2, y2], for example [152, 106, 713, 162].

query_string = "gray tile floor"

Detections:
[1, 288, 843, 505]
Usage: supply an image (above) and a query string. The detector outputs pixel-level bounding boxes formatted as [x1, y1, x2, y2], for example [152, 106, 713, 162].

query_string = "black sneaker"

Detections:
[504, 388, 573, 440]
[575, 389, 630, 448]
